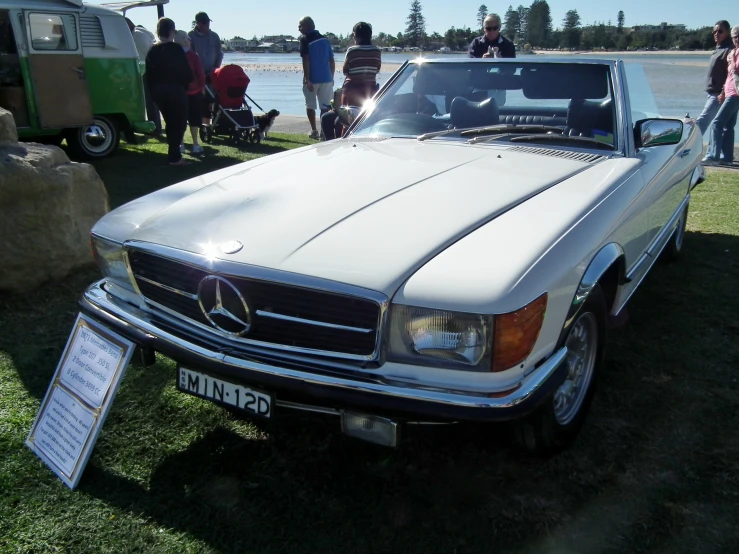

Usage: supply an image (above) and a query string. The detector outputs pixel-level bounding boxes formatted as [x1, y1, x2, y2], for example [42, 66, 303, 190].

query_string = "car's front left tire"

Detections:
[512, 284, 607, 455]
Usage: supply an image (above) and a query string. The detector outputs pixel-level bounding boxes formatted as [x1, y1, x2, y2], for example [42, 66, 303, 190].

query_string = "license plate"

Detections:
[177, 367, 272, 418]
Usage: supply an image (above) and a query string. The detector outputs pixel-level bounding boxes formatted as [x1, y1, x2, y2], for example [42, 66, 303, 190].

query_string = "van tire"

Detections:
[66, 116, 120, 159]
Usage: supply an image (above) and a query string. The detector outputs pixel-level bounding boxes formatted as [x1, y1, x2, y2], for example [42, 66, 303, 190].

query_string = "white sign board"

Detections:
[26, 313, 135, 489]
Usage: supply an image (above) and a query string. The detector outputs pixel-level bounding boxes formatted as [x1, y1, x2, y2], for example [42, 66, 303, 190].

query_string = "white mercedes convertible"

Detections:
[83, 58, 705, 453]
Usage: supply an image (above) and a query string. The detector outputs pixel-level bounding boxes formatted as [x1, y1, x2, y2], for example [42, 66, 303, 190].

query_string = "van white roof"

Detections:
[7, 0, 119, 17]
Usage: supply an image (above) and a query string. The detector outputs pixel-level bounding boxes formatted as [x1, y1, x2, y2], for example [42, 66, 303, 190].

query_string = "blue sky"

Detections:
[90, 0, 733, 40]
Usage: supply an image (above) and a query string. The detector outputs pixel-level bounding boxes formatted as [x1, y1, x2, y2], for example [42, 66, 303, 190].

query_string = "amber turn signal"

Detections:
[492, 293, 547, 372]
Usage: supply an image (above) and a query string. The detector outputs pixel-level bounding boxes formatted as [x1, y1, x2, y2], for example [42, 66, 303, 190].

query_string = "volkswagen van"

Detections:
[0, 0, 154, 158]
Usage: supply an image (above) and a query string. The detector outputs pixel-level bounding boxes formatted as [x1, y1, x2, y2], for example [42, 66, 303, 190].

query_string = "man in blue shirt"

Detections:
[468, 14, 516, 59]
[299, 16, 335, 139]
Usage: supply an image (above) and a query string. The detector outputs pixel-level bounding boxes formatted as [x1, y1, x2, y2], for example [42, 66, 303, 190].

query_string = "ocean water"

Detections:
[228, 52, 725, 141]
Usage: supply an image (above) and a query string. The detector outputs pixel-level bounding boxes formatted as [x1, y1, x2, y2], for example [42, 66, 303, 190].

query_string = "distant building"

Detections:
[258, 35, 300, 52]
[225, 37, 257, 50]
[631, 22, 686, 32]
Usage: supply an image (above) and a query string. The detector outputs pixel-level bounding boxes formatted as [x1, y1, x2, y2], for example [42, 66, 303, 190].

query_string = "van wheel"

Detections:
[512, 285, 607, 455]
[66, 116, 120, 159]
[661, 204, 688, 262]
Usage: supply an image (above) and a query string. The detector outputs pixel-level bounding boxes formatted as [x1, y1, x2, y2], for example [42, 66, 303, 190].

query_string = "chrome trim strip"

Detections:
[82, 280, 569, 410]
[624, 252, 650, 283]
[566, 243, 625, 327]
[616, 60, 633, 157]
[142, 295, 383, 362]
[135, 275, 198, 300]
[255, 310, 373, 334]
[121, 249, 141, 296]
[275, 400, 340, 415]
[125, 242, 388, 306]
[617, 195, 690, 314]
[645, 195, 690, 259]
[690, 164, 706, 190]
[124, 242, 388, 361]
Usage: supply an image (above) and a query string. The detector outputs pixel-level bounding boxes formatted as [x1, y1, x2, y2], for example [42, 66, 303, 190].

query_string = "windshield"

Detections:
[350, 60, 618, 150]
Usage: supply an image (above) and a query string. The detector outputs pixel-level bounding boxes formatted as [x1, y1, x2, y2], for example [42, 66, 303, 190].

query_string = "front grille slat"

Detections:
[128, 250, 381, 357]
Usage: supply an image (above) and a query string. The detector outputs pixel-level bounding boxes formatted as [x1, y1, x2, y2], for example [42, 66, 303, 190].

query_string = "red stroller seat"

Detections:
[211, 65, 251, 109]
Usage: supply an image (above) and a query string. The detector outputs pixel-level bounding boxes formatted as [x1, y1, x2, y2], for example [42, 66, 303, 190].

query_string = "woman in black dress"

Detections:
[145, 18, 193, 165]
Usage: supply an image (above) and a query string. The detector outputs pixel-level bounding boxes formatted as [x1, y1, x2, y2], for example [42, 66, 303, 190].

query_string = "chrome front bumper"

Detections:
[80, 280, 568, 422]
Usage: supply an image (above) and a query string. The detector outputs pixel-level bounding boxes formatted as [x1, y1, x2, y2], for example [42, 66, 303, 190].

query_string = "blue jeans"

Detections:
[697, 94, 734, 160]
[706, 95, 739, 162]
[696, 94, 720, 135]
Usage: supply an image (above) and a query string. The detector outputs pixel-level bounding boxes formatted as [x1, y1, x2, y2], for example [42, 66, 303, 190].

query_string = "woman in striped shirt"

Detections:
[341, 21, 382, 108]
[321, 22, 382, 140]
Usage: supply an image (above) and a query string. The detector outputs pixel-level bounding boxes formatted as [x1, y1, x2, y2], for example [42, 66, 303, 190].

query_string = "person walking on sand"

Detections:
[298, 16, 335, 139]
[696, 20, 733, 161]
[145, 18, 193, 166]
[174, 30, 206, 155]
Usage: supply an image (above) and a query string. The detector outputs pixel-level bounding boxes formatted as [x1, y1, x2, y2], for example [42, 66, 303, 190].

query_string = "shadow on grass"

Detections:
[2, 229, 738, 552]
[64, 231, 739, 550]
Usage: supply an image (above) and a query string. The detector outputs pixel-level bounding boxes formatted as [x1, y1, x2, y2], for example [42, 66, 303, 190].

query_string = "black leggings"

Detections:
[151, 84, 187, 163]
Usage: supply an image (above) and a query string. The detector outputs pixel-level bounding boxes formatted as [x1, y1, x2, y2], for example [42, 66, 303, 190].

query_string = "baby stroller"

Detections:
[200, 64, 261, 146]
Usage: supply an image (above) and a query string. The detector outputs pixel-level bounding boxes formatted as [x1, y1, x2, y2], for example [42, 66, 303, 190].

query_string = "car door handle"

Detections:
[679, 149, 691, 158]
[71, 67, 86, 79]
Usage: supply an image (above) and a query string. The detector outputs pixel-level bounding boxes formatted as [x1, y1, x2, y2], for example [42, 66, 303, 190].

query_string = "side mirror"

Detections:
[337, 105, 361, 128]
[634, 118, 683, 148]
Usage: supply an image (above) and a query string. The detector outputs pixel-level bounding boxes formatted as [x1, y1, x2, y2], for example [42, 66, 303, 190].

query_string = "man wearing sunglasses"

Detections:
[468, 14, 516, 58]
[696, 20, 732, 138]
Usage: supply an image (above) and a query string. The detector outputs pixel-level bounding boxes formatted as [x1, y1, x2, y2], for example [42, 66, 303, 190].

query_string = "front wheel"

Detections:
[513, 284, 607, 455]
[66, 116, 120, 159]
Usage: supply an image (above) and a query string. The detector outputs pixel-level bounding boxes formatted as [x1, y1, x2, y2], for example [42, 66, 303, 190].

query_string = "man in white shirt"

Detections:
[126, 18, 161, 137]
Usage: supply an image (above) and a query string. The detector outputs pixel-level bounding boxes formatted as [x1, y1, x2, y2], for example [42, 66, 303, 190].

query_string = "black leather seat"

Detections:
[565, 98, 614, 137]
[450, 96, 500, 129]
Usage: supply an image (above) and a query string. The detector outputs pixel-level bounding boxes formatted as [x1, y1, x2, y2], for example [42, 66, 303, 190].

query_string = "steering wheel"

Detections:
[367, 114, 449, 136]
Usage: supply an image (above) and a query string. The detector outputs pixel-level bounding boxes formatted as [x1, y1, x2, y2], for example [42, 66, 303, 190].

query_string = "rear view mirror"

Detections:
[635, 118, 683, 148]
[337, 106, 361, 128]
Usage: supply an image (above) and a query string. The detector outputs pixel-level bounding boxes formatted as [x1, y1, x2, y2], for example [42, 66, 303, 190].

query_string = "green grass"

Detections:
[1, 153, 738, 553]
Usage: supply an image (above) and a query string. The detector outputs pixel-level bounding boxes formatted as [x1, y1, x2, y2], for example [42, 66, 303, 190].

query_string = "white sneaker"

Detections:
[308, 130, 320, 139]
[179, 144, 185, 153]
[191, 144, 204, 154]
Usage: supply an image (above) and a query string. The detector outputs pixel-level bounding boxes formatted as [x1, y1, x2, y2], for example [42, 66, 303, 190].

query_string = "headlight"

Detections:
[91, 235, 135, 291]
[387, 306, 493, 371]
[386, 293, 548, 373]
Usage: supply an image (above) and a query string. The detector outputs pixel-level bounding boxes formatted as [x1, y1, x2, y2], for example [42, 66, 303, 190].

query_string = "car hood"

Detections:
[104, 140, 593, 295]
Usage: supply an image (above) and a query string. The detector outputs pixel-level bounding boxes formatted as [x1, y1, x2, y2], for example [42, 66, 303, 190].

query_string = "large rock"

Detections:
[0, 108, 109, 293]
[0, 108, 18, 146]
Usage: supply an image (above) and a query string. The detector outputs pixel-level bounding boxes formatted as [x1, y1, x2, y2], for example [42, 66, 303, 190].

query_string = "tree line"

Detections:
[318, 0, 716, 51]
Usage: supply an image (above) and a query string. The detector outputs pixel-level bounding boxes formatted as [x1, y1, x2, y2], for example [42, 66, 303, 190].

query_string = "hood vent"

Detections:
[507, 146, 605, 164]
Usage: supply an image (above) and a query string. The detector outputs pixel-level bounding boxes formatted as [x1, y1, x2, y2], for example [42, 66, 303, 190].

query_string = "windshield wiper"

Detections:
[509, 134, 615, 151]
[418, 124, 563, 142]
